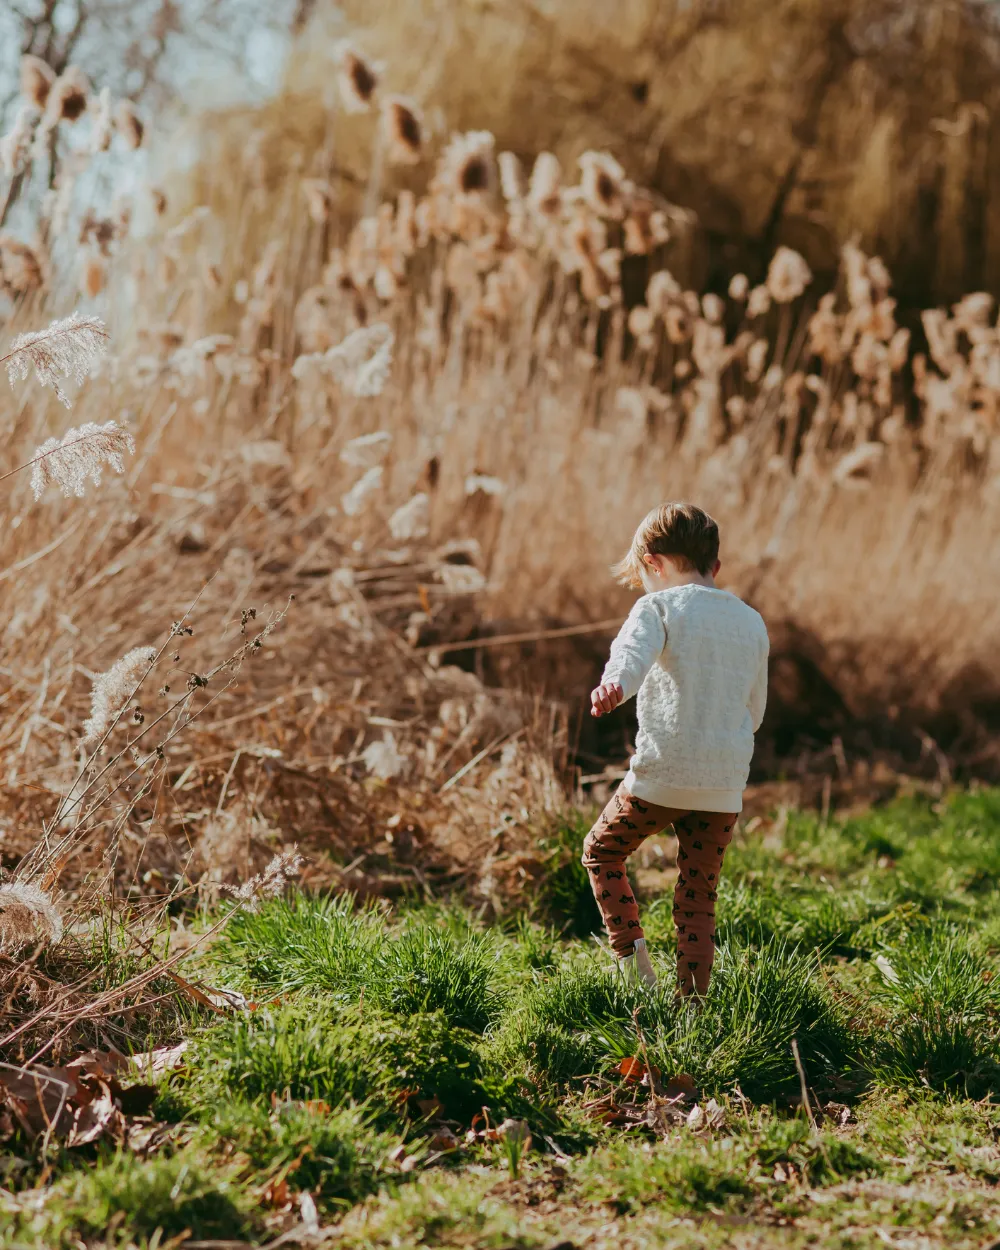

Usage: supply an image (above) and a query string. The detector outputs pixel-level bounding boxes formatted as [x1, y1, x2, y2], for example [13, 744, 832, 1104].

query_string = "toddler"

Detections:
[583, 502, 769, 996]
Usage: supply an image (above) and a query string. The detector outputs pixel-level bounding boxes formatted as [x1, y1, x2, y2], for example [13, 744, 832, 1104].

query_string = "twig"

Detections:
[439, 728, 524, 793]
[791, 1038, 818, 1132]
[419, 617, 622, 656]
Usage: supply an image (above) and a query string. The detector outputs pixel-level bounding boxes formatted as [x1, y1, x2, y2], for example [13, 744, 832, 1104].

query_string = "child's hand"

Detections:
[590, 682, 624, 717]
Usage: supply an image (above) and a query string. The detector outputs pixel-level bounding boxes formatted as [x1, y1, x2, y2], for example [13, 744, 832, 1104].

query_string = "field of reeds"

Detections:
[1, 1, 1000, 1245]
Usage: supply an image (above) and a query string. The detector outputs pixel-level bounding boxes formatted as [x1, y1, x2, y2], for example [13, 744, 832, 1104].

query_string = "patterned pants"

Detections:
[581, 784, 736, 996]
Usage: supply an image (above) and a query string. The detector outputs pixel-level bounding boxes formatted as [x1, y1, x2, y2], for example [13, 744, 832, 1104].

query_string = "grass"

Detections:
[3, 788, 1000, 1247]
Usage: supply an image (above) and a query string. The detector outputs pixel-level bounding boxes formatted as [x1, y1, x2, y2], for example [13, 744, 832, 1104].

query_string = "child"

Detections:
[583, 502, 769, 996]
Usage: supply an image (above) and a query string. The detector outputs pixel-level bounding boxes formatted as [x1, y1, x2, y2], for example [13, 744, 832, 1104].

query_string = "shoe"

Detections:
[618, 937, 657, 988]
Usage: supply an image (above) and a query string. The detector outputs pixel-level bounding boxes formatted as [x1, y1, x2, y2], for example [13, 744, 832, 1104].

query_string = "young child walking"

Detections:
[583, 502, 769, 996]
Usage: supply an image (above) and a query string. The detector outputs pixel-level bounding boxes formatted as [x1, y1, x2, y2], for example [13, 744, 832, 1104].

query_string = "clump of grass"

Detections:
[208, 1099, 405, 1210]
[367, 922, 505, 1032]
[215, 897, 505, 1033]
[532, 814, 603, 938]
[184, 999, 488, 1122]
[868, 927, 1000, 1096]
[580, 938, 857, 1102]
[33, 1150, 256, 1245]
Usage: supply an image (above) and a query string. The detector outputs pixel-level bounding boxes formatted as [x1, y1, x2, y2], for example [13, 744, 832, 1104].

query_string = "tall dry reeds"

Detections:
[0, 15, 999, 938]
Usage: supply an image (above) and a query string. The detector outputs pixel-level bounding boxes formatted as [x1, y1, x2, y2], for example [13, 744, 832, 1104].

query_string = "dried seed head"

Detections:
[30, 419, 135, 501]
[20, 55, 56, 109]
[342, 465, 383, 516]
[301, 179, 333, 223]
[388, 492, 430, 540]
[440, 130, 496, 199]
[498, 151, 524, 203]
[82, 645, 156, 746]
[224, 848, 304, 913]
[334, 42, 379, 113]
[293, 322, 394, 397]
[0, 882, 63, 953]
[528, 152, 561, 216]
[5, 312, 109, 407]
[766, 246, 812, 303]
[578, 150, 627, 219]
[45, 66, 90, 124]
[746, 284, 772, 318]
[114, 99, 144, 150]
[0, 233, 43, 296]
[728, 273, 749, 301]
[382, 95, 423, 166]
[340, 430, 393, 469]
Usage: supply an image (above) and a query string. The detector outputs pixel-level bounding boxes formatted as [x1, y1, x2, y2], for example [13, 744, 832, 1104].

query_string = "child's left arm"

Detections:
[592, 599, 666, 717]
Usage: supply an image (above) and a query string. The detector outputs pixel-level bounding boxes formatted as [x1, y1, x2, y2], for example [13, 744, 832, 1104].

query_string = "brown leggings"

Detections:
[581, 785, 736, 996]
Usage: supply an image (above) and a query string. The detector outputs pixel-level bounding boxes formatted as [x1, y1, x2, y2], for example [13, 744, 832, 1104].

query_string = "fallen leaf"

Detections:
[66, 1088, 127, 1148]
[618, 1056, 645, 1083]
[429, 1126, 459, 1151]
[130, 1041, 188, 1081]
[263, 1177, 290, 1208]
[686, 1103, 705, 1129]
[662, 1072, 698, 1103]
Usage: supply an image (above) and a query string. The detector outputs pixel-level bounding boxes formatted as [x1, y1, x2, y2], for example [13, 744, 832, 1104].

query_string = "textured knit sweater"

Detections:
[601, 584, 769, 813]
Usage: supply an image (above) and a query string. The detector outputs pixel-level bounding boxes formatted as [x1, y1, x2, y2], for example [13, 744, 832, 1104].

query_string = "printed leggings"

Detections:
[581, 784, 736, 996]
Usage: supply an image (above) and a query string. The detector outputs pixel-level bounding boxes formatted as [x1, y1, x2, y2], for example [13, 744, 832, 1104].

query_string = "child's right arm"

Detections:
[592, 598, 666, 717]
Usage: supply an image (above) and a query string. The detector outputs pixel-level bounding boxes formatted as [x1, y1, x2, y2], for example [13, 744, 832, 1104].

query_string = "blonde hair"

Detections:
[613, 502, 720, 589]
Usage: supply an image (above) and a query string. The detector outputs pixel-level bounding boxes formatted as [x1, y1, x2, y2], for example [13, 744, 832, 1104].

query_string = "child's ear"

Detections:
[713, 559, 722, 575]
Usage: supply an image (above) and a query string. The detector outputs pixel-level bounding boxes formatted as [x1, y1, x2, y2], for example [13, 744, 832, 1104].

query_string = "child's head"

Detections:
[614, 502, 720, 592]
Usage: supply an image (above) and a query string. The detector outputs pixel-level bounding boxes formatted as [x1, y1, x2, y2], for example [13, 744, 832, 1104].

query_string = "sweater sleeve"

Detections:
[601, 597, 667, 703]
[749, 651, 769, 732]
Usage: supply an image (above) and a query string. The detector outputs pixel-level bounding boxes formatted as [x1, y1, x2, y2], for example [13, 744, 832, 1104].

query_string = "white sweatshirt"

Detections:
[601, 584, 769, 813]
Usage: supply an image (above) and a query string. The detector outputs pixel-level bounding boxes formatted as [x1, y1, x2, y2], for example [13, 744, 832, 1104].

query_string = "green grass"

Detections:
[3, 787, 1000, 1248]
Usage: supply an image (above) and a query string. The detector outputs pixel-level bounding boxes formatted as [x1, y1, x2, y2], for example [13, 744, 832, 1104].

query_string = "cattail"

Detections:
[382, 95, 423, 165]
[44, 66, 90, 124]
[766, 246, 812, 303]
[30, 419, 135, 501]
[728, 273, 749, 301]
[702, 293, 725, 324]
[340, 430, 392, 469]
[746, 284, 772, 318]
[114, 99, 144, 149]
[90, 87, 113, 153]
[223, 848, 303, 912]
[302, 179, 333, 223]
[440, 130, 496, 199]
[4, 312, 109, 407]
[528, 152, 561, 216]
[388, 492, 430, 540]
[578, 151, 628, 219]
[0, 103, 39, 176]
[20, 55, 55, 108]
[623, 194, 669, 254]
[498, 151, 524, 203]
[334, 41, 379, 113]
[627, 304, 655, 339]
[82, 645, 156, 746]
[0, 882, 63, 953]
[0, 233, 43, 296]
